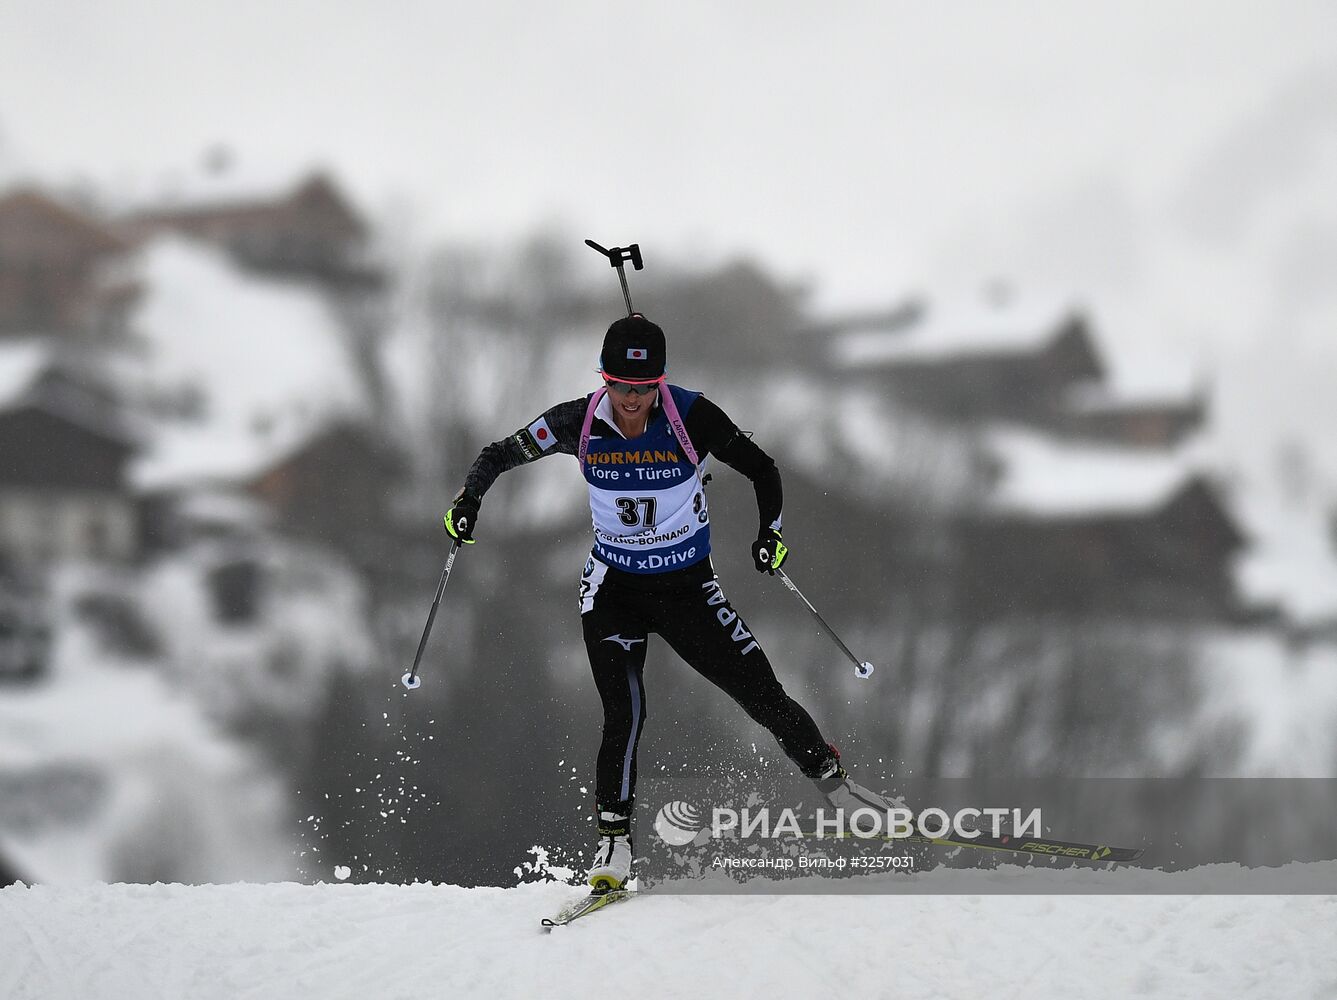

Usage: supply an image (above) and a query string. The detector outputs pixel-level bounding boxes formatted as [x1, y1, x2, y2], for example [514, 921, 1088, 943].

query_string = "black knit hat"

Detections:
[600, 314, 666, 381]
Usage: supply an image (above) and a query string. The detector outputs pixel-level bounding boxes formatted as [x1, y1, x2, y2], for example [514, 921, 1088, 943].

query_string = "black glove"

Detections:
[751, 528, 789, 574]
[443, 490, 480, 544]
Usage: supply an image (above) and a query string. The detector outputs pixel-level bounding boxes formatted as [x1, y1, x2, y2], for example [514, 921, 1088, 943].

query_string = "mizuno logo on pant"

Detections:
[603, 634, 646, 651]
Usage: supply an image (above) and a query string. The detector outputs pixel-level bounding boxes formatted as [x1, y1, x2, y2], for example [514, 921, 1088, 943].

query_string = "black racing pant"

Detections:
[580, 555, 833, 816]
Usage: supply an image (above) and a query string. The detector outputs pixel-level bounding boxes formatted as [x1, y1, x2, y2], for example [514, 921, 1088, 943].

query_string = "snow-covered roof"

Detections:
[127, 235, 367, 491]
[174, 487, 274, 530]
[1074, 342, 1205, 409]
[831, 291, 1081, 369]
[0, 339, 142, 447]
[0, 340, 49, 407]
[133, 420, 316, 492]
[1064, 382, 1202, 415]
[980, 424, 1209, 518]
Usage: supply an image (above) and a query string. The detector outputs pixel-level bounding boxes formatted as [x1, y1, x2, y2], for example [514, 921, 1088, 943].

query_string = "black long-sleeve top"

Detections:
[461, 390, 782, 534]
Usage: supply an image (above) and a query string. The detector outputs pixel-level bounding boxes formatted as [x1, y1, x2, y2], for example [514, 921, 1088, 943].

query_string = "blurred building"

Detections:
[834, 308, 1104, 428]
[0, 341, 140, 567]
[1060, 382, 1207, 449]
[961, 427, 1243, 619]
[830, 301, 1206, 446]
[825, 293, 1246, 622]
[0, 187, 141, 342]
[248, 418, 406, 574]
[118, 171, 381, 291]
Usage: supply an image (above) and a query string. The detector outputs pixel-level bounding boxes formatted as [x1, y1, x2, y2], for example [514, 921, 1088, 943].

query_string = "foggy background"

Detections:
[1, 2, 1335, 887]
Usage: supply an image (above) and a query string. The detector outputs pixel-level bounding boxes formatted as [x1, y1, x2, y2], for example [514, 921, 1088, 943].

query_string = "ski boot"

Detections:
[586, 811, 633, 891]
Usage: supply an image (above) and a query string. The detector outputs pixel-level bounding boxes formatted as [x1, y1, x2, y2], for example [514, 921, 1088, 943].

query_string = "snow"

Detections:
[1, 877, 1334, 999]
[0, 340, 49, 409]
[137, 538, 374, 720]
[1064, 372, 1201, 415]
[1228, 477, 1337, 627]
[0, 585, 293, 884]
[981, 424, 1207, 517]
[172, 487, 274, 533]
[0, 551, 374, 886]
[1195, 630, 1337, 776]
[137, 417, 325, 493]
[1086, 342, 1204, 407]
[126, 235, 366, 491]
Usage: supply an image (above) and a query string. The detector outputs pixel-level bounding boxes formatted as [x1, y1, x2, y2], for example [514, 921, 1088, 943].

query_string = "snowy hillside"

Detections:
[2, 876, 1335, 999]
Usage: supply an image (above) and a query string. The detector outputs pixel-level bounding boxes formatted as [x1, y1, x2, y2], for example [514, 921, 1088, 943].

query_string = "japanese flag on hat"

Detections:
[601, 315, 666, 380]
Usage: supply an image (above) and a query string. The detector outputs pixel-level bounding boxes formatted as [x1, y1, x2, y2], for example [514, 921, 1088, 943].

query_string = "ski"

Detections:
[807, 827, 1143, 864]
[900, 828, 1144, 864]
[541, 886, 636, 929]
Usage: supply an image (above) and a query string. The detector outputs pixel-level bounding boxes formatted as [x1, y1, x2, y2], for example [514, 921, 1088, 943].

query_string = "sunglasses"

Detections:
[603, 377, 663, 397]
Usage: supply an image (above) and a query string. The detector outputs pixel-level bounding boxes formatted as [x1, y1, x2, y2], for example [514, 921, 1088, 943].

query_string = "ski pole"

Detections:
[401, 541, 462, 690]
[773, 567, 875, 679]
[585, 239, 643, 316]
